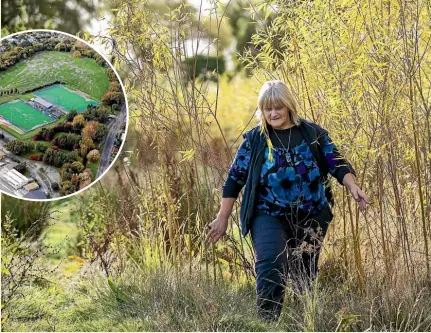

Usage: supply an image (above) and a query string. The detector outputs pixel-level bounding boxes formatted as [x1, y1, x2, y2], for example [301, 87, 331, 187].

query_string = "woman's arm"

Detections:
[205, 197, 236, 244]
[320, 132, 356, 185]
[205, 137, 252, 244]
[222, 137, 252, 198]
[342, 173, 370, 212]
[320, 132, 370, 212]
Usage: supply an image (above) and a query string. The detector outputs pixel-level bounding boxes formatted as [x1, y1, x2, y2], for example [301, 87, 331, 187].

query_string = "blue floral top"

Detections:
[223, 126, 349, 216]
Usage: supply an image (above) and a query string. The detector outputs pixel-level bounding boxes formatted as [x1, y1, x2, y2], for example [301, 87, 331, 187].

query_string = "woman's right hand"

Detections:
[205, 214, 229, 244]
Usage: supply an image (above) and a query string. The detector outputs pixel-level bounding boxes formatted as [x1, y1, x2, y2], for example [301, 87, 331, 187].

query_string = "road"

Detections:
[0, 128, 16, 141]
[97, 104, 127, 178]
[31, 164, 61, 198]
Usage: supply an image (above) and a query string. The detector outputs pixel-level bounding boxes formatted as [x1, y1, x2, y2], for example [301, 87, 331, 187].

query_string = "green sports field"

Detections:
[35, 85, 98, 112]
[0, 100, 54, 131]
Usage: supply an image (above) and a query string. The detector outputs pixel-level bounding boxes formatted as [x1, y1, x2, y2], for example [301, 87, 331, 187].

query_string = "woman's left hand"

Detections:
[349, 185, 370, 212]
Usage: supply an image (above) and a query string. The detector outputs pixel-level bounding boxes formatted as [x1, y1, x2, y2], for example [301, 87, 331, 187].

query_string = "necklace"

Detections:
[272, 127, 293, 165]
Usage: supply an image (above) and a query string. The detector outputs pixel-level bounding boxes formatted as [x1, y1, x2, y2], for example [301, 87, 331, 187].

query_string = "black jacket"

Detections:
[238, 118, 356, 237]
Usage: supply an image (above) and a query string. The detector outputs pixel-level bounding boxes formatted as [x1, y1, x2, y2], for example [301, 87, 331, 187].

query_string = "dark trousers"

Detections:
[250, 205, 333, 321]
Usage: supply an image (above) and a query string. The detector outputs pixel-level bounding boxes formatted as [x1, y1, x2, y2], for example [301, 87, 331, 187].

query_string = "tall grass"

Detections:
[2, 257, 431, 331]
[85, 0, 431, 287]
[241, 0, 431, 288]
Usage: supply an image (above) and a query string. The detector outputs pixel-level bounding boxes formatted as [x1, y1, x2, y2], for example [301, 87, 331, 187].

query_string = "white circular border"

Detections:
[0, 29, 130, 202]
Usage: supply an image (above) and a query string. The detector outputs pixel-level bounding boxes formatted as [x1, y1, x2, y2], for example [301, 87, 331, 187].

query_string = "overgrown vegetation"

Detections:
[2, 0, 431, 331]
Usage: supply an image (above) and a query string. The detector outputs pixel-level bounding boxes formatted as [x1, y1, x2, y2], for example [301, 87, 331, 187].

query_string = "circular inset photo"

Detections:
[0, 30, 128, 200]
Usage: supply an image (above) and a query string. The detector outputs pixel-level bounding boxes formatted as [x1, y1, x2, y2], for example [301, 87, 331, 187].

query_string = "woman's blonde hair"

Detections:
[256, 80, 301, 127]
[255, 80, 301, 161]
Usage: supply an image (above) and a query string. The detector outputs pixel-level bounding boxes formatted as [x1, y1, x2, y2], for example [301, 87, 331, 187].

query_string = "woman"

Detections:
[205, 80, 369, 321]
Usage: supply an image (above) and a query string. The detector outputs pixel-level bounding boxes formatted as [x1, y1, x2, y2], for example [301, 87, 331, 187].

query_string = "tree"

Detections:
[5, 140, 34, 155]
[70, 174, 79, 185]
[83, 106, 110, 123]
[14, 162, 27, 174]
[72, 114, 85, 131]
[61, 181, 76, 195]
[80, 121, 98, 157]
[94, 54, 105, 66]
[1, 0, 96, 35]
[43, 148, 78, 167]
[87, 149, 100, 163]
[78, 168, 92, 190]
[104, 67, 117, 80]
[54, 42, 66, 51]
[82, 121, 98, 139]
[36, 142, 47, 153]
[72, 50, 81, 58]
[101, 91, 125, 106]
[108, 81, 122, 92]
[94, 123, 109, 142]
[70, 161, 85, 173]
[36, 127, 55, 141]
[52, 182, 60, 191]
[52, 133, 81, 150]
[67, 109, 78, 122]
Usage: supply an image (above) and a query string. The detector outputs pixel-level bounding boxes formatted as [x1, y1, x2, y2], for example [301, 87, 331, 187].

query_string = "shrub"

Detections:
[13, 162, 27, 173]
[101, 91, 125, 106]
[61, 181, 76, 195]
[5, 140, 34, 155]
[29, 155, 41, 161]
[87, 149, 101, 163]
[36, 142, 47, 153]
[67, 109, 78, 122]
[37, 128, 55, 141]
[43, 149, 78, 167]
[52, 133, 81, 150]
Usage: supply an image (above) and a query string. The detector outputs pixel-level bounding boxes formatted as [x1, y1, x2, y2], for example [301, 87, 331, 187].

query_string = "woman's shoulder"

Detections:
[242, 125, 262, 139]
[298, 118, 329, 135]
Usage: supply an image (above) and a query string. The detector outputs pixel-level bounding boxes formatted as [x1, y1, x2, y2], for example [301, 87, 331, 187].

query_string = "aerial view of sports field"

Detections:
[0, 31, 127, 200]
[35, 85, 99, 112]
[0, 50, 109, 137]
[0, 99, 54, 131]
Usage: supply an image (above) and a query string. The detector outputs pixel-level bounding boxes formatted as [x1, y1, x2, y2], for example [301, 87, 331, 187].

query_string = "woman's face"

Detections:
[263, 104, 291, 129]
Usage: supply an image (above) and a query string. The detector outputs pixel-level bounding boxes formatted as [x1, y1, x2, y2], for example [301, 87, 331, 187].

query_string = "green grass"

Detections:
[35, 85, 98, 112]
[21, 141, 52, 159]
[87, 161, 100, 180]
[0, 51, 109, 100]
[1, 265, 268, 332]
[40, 222, 80, 261]
[0, 100, 54, 131]
[0, 124, 23, 137]
[1, 117, 66, 140]
[3, 260, 431, 332]
[0, 93, 34, 104]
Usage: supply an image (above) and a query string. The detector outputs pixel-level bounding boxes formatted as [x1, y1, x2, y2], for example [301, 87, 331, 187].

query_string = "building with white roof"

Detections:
[33, 97, 54, 111]
[0, 168, 31, 189]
